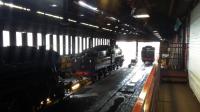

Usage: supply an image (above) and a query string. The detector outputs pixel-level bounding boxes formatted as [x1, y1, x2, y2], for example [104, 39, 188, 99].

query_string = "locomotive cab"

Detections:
[141, 46, 155, 65]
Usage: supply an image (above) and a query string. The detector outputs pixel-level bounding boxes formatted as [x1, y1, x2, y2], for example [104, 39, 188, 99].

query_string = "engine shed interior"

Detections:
[0, 0, 200, 112]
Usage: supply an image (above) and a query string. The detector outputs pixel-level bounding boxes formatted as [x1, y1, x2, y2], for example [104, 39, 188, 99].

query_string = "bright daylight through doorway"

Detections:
[116, 41, 160, 67]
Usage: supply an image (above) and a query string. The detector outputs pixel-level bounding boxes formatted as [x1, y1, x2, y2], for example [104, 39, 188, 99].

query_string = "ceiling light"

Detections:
[153, 30, 158, 33]
[68, 19, 77, 23]
[115, 26, 118, 29]
[106, 16, 119, 22]
[45, 13, 63, 19]
[51, 4, 57, 7]
[102, 28, 112, 32]
[3, 2, 31, 11]
[107, 23, 111, 26]
[123, 33, 127, 35]
[37, 11, 45, 15]
[126, 30, 129, 32]
[80, 22, 99, 28]
[133, 14, 150, 18]
[78, 1, 98, 12]
[124, 24, 129, 27]
[80, 14, 84, 17]
[0, 1, 3, 5]
[121, 28, 124, 31]
[37, 11, 63, 20]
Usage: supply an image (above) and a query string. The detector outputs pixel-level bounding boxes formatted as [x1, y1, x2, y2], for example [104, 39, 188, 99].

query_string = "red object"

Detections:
[132, 65, 159, 112]
[75, 71, 95, 77]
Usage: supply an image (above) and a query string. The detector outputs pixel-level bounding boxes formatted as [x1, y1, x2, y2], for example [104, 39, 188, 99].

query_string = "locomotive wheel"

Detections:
[116, 65, 119, 69]
[96, 74, 100, 80]
[102, 70, 107, 77]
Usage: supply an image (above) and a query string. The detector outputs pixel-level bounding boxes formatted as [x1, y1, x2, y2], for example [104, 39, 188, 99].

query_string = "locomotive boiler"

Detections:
[74, 45, 124, 80]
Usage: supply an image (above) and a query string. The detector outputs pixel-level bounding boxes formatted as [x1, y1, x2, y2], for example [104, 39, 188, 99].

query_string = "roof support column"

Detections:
[0, 26, 3, 47]
[22, 33, 28, 46]
[136, 40, 138, 60]
[10, 28, 16, 46]
[33, 32, 37, 48]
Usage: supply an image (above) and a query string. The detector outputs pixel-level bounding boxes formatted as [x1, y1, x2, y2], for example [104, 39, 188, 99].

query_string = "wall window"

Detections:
[16, 32, 22, 46]
[37, 33, 42, 49]
[46, 34, 50, 50]
[75, 36, 78, 54]
[79, 36, 82, 53]
[70, 36, 73, 54]
[59, 35, 63, 55]
[108, 39, 110, 45]
[27, 32, 33, 47]
[53, 35, 57, 51]
[87, 37, 90, 49]
[3, 30, 10, 47]
[96, 38, 98, 46]
[83, 38, 86, 50]
[65, 35, 69, 55]
[97, 38, 101, 45]
[93, 38, 95, 47]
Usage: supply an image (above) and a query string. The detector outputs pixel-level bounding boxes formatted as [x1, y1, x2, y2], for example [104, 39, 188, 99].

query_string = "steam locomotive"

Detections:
[141, 46, 155, 65]
[74, 45, 124, 80]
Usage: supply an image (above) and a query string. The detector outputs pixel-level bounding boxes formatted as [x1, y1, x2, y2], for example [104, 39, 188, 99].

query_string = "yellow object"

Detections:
[71, 83, 80, 91]
[60, 56, 73, 71]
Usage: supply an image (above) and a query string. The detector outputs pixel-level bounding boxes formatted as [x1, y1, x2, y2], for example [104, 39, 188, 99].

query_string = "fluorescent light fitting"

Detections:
[78, 1, 98, 12]
[45, 13, 63, 19]
[68, 19, 77, 23]
[157, 36, 161, 39]
[80, 14, 84, 17]
[0, 1, 3, 5]
[153, 30, 158, 33]
[51, 4, 57, 7]
[80, 22, 99, 28]
[107, 23, 111, 26]
[26, 8, 31, 11]
[37, 11, 63, 20]
[102, 28, 112, 32]
[115, 26, 118, 29]
[133, 14, 150, 18]
[3, 2, 31, 11]
[106, 16, 118, 21]
[124, 24, 129, 27]
[36, 11, 45, 15]
[121, 28, 124, 31]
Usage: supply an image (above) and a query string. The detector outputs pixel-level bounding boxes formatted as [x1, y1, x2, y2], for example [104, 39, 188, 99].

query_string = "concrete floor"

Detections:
[42, 64, 153, 112]
[158, 82, 200, 112]
[43, 67, 134, 112]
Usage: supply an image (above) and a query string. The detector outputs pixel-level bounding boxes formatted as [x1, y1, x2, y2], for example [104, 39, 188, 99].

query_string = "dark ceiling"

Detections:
[0, 0, 197, 41]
